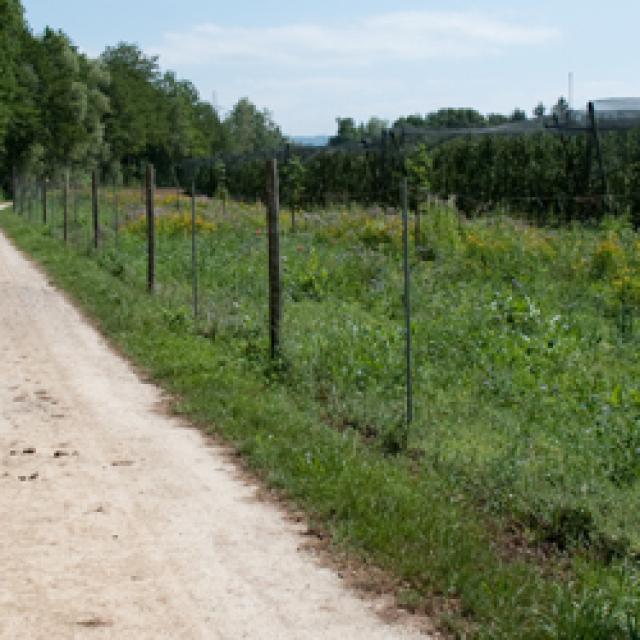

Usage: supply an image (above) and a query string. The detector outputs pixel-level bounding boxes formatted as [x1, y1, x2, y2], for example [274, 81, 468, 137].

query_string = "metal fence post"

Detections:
[402, 178, 414, 437]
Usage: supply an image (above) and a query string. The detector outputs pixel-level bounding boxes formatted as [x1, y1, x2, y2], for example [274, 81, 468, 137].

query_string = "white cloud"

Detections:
[151, 11, 560, 68]
[148, 10, 562, 134]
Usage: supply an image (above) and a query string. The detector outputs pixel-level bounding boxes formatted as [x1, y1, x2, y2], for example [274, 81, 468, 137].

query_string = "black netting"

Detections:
[592, 98, 640, 129]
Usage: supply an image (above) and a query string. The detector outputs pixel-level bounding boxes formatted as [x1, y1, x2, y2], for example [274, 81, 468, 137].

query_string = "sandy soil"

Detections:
[0, 207, 430, 639]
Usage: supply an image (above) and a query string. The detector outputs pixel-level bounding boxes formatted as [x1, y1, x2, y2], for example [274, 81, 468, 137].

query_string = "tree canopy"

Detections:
[0, 3, 284, 190]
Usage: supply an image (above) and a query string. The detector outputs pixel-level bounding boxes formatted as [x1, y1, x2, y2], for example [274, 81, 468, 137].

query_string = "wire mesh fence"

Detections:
[10, 158, 640, 460]
[9, 156, 640, 565]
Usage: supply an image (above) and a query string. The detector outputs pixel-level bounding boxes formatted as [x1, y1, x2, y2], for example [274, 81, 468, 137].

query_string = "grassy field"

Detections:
[3, 188, 640, 638]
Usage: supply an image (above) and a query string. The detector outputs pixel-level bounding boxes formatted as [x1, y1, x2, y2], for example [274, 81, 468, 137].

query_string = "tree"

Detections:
[405, 144, 432, 194]
[10, 28, 110, 173]
[425, 108, 486, 129]
[223, 97, 283, 156]
[281, 155, 306, 229]
[553, 96, 569, 118]
[0, 0, 24, 143]
[0, 0, 28, 185]
[330, 117, 359, 146]
[362, 117, 388, 140]
[101, 43, 162, 170]
[533, 102, 546, 119]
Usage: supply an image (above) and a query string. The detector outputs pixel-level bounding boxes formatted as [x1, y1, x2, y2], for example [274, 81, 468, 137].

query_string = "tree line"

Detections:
[2, 0, 639, 223]
[0, 0, 284, 192]
[274, 106, 640, 225]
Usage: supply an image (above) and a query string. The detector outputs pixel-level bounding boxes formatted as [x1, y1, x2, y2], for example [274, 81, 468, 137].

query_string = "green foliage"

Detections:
[0, 9, 282, 193]
[395, 107, 489, 130]
[329, 116, 389, 146]
[100, 43, 223, 184]
[405, 143, 432, 194]
[223, 97, 283, 156]
[428, 128, 640, 222]
[0, 0, 25, 155]
[281, 156, 306, 213]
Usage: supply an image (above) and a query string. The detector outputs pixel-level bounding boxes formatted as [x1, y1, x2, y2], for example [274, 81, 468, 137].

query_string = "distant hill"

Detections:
[288, 135, 330, 147]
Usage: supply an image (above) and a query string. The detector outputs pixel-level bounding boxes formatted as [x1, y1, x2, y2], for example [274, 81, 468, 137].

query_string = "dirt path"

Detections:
[0, 210, 429, 639]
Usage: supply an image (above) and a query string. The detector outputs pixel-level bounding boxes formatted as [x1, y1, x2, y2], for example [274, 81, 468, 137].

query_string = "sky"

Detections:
[21, 0, 640, 136]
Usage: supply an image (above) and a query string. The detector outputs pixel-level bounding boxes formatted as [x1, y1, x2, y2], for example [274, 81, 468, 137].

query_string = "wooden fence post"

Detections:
[266, 159, 282, 359]
[92, 170, 99, 249]
[42, 177, 47, 224]
[14, 173, 20, 215]
[191, 179, 198, 318]
[28, 179, 33, 220]
[113, 179, 119, 251]
[146, 164, 156, 293]
[12, 167, 17, 213]
[31, 179, 36, 221]
[63, 170, 69, 244]
[14, 170, 22, 216]
[140, 161, 145, 204]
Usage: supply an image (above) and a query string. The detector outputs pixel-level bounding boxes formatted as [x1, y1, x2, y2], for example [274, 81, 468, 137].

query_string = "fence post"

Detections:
[266, 158, 282, 359]
[113, 179, 119, 251]
[42, 177, 48, 224]
[146, 163, 156, 293]
[14, 170, 21, 216]
[12, 167, 17, 213]
[63, 170, 69, 244]
[402, 178, 414, 438]
[191, 179, 198, 319]
[140, 161, 145, 205]
[91, 170, 99, 249]
[73, 180, 78, 224]
[14, 173, 20, 215]
[31, 179, 36, 221]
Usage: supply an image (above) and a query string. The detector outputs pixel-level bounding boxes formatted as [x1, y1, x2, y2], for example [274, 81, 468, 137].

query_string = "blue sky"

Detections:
[21, 1, 640, 136]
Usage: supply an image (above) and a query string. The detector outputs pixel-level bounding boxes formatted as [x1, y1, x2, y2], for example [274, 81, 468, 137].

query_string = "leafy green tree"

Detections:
[0, 0, 27, 184]
[101, 43, 162, 175]
[282, 155, 306, 229]
[6, 27, 110, 176]
[330, 117, 359, 146]
[223, 97, 283, 156]
[0, 0, 23, 137]
[405, 144, 432, 193]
